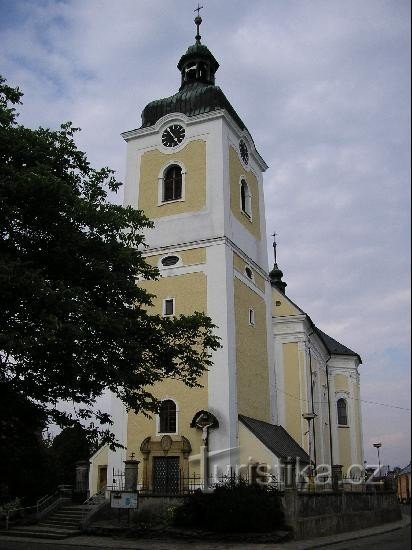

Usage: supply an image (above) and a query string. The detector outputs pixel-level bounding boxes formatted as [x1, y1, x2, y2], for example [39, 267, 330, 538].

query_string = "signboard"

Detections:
[110, 490, 138, 509]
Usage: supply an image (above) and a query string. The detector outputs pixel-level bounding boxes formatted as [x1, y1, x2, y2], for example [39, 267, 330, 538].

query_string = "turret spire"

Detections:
[194, 4, 203, 44]
[269, 231, 287, 294]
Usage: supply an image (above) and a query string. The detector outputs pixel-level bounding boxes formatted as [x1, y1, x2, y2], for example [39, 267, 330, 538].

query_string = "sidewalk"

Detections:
[0, 514, 409, 549]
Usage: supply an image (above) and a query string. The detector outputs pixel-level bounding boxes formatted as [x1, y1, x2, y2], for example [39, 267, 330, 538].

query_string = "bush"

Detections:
[173, 478, 284, 533]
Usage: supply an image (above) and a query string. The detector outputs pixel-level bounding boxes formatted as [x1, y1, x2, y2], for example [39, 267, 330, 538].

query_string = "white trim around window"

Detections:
[163, 297, 175, 317]
[157, 161, 186, 206]
[156, 397, 179, 435]
[239, 176, 252, 221]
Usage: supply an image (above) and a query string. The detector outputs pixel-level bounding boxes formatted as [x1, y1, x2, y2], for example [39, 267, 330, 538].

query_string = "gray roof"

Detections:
[399, 462, 411, 475]
[239, 414, 310, 463]
[315, 328, 362, 363]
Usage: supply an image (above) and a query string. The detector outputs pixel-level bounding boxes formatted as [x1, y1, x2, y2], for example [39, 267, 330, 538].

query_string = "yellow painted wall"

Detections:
[283, 342, 303, 446]
[239, 422, 277, 474]
[229, 146, 261, 240]
[234, 277, 270, 422]
[233, 252, 265, 292]
[89, 445, 108, 495]
[145, 247, 206, 268]
[353, 382, 363, 463]
[338, 428, 352, 473]
[272, 288, 301, 317]
[127, 271, 208, 481]
[140, 271, 206, 316]
[334, 374, 349, 392]
[138, 140, 206, 218]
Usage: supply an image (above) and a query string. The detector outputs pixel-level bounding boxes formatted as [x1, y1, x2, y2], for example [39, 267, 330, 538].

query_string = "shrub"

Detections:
[173, 478, 284, 532]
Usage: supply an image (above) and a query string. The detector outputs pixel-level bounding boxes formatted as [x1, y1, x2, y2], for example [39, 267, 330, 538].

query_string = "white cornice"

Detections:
[121, 110, 268, 172]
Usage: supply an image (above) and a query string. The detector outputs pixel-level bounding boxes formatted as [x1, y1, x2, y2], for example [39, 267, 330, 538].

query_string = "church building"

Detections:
[89, 14, 364, 495]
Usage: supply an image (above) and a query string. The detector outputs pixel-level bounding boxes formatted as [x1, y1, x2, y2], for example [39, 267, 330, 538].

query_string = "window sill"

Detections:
[241, 210, 253, 222]
[337, 425, 350, 428]
[158, 198, 185, 206]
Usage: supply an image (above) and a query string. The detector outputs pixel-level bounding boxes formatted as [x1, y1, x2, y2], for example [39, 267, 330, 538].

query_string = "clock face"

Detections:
[161, 124, 186, 147]
[239, 139, 249, 164]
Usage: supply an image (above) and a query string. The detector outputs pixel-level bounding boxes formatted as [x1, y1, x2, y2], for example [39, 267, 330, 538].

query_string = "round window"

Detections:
[161, 255, 180, 267]
[245, 267, 253, 280]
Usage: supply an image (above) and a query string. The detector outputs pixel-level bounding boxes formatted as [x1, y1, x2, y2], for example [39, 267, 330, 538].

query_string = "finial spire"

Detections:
[272, 231, 278, 264]
[194, 4, 203, 43]
[269, 231, 287, 294]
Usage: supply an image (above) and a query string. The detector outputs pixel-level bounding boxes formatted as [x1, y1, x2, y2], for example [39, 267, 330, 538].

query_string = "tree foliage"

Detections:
[0, 76, 220, 445]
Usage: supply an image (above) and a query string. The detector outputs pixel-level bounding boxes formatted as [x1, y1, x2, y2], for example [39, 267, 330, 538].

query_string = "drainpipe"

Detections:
[308, 346, 317, 469]
[326, 355, 334, 466]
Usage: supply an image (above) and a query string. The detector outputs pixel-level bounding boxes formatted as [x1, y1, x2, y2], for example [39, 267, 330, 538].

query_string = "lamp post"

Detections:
[373, 442, 382, 477]
[302, 412, 317, 476]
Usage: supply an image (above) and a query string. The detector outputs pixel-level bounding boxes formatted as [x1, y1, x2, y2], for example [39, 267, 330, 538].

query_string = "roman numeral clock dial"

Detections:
[161, 124, 186, 147]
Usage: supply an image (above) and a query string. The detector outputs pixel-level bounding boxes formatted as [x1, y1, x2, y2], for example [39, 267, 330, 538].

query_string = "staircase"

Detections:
[4, 502, 100, 540]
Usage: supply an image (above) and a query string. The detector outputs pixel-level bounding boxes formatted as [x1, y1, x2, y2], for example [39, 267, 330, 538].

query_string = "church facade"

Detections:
[89, 19, 363, 496]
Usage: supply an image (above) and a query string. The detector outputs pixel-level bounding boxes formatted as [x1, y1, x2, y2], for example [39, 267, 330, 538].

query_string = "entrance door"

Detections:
[98, 465, 107, 492]
[152, 456, 180, 494]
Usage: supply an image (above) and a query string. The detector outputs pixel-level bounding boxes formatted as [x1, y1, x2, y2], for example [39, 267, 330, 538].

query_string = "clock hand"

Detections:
[167, 128, 179, 143]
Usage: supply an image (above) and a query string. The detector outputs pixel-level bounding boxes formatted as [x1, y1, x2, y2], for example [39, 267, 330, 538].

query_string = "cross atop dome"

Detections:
[194, 4, 203, 43]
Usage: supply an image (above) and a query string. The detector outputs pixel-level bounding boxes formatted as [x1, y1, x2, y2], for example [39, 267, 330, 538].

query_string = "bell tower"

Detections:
[112, 12, 276, 484]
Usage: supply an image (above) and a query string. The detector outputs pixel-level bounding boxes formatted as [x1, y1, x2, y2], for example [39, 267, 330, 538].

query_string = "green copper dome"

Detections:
[140, 39, 247, 130]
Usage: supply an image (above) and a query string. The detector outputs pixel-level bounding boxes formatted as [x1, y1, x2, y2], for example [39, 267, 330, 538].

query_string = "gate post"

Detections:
[124, 459, 140, 491]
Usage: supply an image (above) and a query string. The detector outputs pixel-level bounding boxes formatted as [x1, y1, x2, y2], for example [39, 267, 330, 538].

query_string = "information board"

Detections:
[110, 491, 138, 509]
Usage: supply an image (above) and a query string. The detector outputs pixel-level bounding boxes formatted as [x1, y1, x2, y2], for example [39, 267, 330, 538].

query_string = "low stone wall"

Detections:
[283, 490, 401, 540]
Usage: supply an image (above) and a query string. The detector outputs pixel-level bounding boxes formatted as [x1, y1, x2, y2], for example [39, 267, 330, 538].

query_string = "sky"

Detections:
[1, 0, 410, 467]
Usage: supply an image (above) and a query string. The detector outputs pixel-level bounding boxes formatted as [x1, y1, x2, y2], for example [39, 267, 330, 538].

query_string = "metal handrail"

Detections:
[2, 486, 73, 530]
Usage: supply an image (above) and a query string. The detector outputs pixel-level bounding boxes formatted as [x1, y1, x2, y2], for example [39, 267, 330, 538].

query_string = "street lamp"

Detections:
[302, 412, 317, 475]
[373, 442, 382, 477]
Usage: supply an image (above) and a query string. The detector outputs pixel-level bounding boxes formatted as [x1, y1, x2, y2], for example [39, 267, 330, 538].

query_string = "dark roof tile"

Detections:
[239, 414, 310, 463]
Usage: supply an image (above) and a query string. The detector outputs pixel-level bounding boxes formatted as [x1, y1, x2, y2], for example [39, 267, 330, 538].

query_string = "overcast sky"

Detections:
[1, 0, 410, 467]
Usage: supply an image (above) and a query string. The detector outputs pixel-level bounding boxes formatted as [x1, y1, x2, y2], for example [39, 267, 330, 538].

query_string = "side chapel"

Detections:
[89, 14, 364, 495]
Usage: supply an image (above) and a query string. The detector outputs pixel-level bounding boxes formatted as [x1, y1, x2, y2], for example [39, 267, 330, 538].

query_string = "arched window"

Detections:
[159, 400, 177, 433]
[163, 165, 182, 202]
[240, 179, 252, 218]
[337, 398, 348, 426]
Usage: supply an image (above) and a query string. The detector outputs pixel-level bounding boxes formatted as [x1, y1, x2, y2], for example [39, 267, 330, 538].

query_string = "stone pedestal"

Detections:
[200, 445, 208, 490]
[124, 459, 140, 491]
[284, 457, 297, 489]
[75, 460, 90, 496]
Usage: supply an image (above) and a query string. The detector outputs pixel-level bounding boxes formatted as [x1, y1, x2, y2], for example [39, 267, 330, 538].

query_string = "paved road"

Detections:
[0, 518, 410, 550]
[324, 523, 410, 549]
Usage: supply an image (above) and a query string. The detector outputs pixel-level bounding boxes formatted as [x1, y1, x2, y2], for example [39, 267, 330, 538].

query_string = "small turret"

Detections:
[177, 6, 219, 90]
[269, 232, 287, 294]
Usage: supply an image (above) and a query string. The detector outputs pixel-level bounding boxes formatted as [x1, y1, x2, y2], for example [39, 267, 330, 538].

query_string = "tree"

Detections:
[0, 382, 55, 503]
[0, 76, 220, 445]
[51, 424, 97, 487]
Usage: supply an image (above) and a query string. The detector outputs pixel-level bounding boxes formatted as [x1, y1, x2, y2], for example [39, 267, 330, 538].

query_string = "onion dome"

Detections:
[140, 12, 247, 131]
[269, 263, 287, 294]
[269, 232, 287, 294]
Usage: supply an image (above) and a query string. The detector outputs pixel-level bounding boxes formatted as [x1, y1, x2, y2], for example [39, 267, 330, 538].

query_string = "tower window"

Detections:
[159, 400, 177, 433]
[163, 165, 182, 202]
[240, 179, 252, 218]
[245, 266, 253, 280]
[248, 308, 255, 326]
[161, 255, 180, 267]
[337, 398, 348, 426]
[163, 298, 175, 316]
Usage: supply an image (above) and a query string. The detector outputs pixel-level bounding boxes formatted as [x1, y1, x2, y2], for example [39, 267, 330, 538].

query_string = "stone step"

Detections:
[50, 511, 84, 519]
[40, 519, 81, 528]
[3, 525, 81, 540]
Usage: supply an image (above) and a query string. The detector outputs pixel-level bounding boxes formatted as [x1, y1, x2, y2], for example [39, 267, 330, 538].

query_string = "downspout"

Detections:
[326, 354, 334, 466]
[308, 346, 317, 469]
